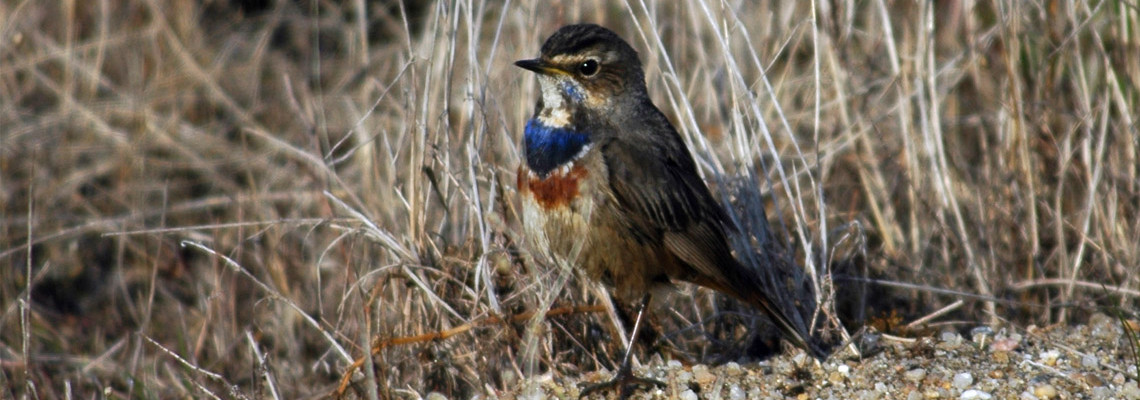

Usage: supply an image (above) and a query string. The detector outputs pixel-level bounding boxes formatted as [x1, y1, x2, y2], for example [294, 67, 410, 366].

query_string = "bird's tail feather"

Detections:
[737, 282, 826, 359]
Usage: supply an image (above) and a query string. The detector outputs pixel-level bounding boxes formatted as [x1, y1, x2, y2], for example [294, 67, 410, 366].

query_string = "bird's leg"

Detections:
[579, 294, 665, 399]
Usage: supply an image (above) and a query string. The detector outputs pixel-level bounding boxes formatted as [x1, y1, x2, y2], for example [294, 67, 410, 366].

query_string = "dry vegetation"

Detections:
[2, 0, 1138, 398]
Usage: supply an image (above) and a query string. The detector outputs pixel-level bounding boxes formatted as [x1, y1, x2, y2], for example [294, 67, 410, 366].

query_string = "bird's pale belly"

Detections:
[518, 162, 679, 298]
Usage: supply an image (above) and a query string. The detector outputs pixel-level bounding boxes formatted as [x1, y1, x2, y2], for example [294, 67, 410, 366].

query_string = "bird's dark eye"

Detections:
[578, 59, 599, 77]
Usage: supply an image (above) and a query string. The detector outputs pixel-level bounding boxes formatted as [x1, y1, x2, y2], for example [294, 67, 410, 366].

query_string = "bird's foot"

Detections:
[577, 364, 664, 399]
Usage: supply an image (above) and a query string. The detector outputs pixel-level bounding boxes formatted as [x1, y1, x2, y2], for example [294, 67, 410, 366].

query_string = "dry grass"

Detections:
[1, 0, 1137, 398]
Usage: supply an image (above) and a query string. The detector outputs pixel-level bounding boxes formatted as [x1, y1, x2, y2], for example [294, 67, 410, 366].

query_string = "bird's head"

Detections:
[515, 24, 646, 122]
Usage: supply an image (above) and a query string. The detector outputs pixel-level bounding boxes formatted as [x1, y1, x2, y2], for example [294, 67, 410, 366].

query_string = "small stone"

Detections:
[728, 384, 746, 400]
[1114, 373, 1129, 386]
[1032, 383, 1058, 399]
[858, 389, 879, 400]
[960, 389, 992, 399]
[1090, 386, 1114, 400]
[838, 364, 851, 376]
[1039, 350, 1061, 366]
[425, 392, 448, 400]
[990, 338, 1019, 352]
[692, 365, 716, 385]
[1122, 380, 1140, 399]
[905, 368, 927, 382]
[667, 359, 683, 368]
[1074, 372, 1105, 387]
[940, 330, 963, 348]
[1082, 354, 1099, 369]
[952, 372, 973, 389]
[792, 352, 810, 365]
[724, 361, 742, 376]
[829, 371, 846, 385]
[679, 389, 699, 400]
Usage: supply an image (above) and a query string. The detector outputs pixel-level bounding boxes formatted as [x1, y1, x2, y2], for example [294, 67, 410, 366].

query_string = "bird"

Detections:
[514, 23, 822, 398]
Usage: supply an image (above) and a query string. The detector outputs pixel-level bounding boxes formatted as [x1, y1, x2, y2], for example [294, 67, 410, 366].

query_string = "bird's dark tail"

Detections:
[708, 253, 826, 360]
[735, 279, 827, 359]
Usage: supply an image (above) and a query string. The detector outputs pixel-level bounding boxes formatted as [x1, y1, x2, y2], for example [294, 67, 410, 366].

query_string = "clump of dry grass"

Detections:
[1, 0, 1136, 398]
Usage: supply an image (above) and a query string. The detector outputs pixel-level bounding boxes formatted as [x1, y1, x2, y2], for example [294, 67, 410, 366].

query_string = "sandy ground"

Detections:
[496, 313, 1138, 399]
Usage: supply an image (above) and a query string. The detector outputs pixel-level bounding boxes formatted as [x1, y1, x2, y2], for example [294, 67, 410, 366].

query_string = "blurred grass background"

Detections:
[2, 0, 1137, 398]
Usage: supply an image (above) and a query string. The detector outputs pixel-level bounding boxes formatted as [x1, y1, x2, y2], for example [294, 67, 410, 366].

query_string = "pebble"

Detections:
[728, 384, 746, 400]
[990, 338, 1019, 352]
[924, 388, 946, 398]
[1123, 380, 1140, 399]
[792, 352, 809, 365]
[1081, 354, 1099, 369]
[829, 371, 846, 385]
[1031, 383, 1057, 399]
[1038, 350, 1061, 366]
[425, 392, 448, 400]
[905, 368, 927, 382]
[952, 372, 973, 389]
[692, 364, 716, 385]
[960, 389, 992, 399]
[941, 330, 960, 342]
[1090, 386, 1114, 400]
[679, 389, 699, 400]
[1113, 373, 1128, 386]
[940, 331, 963, 349]
[1075, 372, 1105, 387]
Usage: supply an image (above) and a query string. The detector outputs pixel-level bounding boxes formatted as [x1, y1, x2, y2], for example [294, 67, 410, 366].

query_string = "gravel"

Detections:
[501, 313, 1139, 399]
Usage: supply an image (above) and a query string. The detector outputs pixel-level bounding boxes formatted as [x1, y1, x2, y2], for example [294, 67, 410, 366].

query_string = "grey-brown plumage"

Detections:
[516, 23, 821, 397]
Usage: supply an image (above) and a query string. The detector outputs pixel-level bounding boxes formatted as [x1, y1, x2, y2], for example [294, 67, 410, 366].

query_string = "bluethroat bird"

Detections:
[515, 24, 822, 397]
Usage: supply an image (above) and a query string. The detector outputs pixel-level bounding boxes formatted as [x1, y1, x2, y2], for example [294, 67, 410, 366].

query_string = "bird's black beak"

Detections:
[514, 58, 549, 74]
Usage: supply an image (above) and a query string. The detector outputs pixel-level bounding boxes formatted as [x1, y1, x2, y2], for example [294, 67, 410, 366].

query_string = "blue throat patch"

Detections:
[524, 119, 591, 177]
[560, 81, 585, 102]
